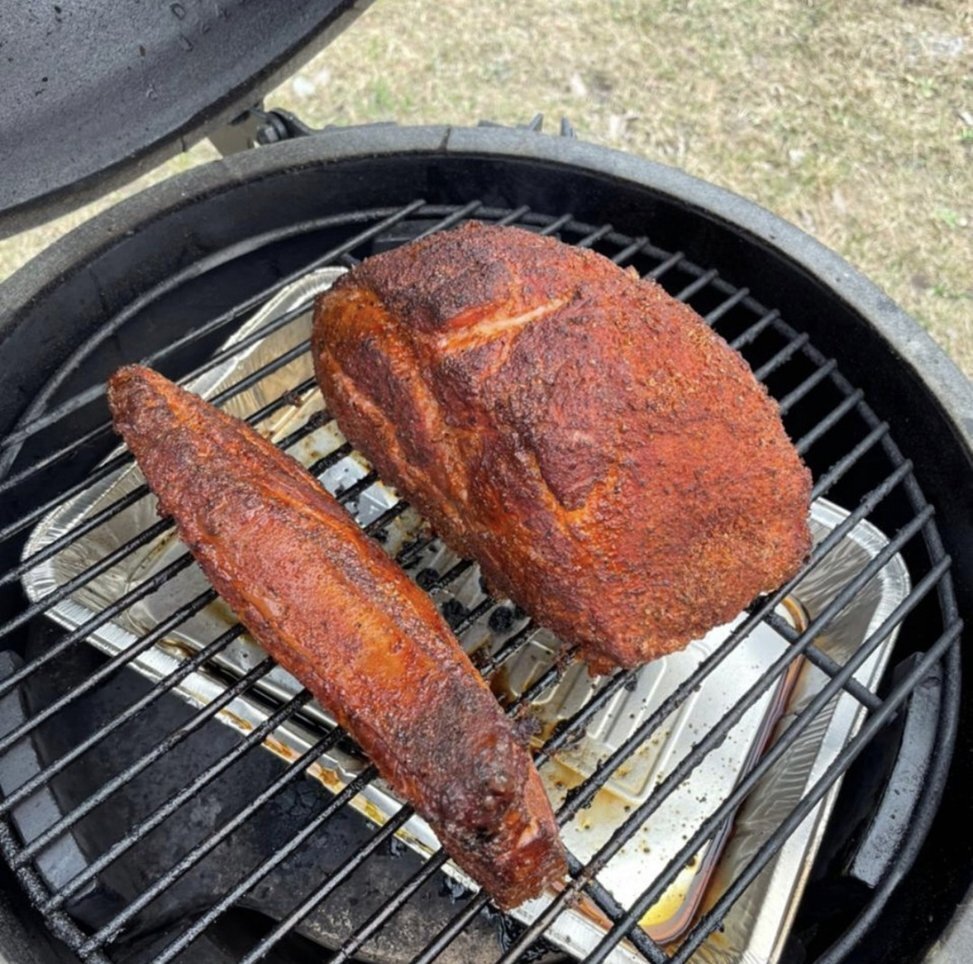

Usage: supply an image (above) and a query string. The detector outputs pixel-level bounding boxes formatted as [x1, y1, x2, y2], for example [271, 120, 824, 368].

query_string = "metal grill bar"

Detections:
[0, 486, 159, 588]
[752, 332, 811, 382]
[0, 614, 235, 815]
[152, 300, 311, 406]
[470, 621, 539, 677]
[577, 224, 614, 248]
[704, 285, 750, 324]
[410, 899, 484, 964]
[78, 731, 338, 953]
[237, 802, 418, 964]
[0, 515, 172, 641]
[414, 860, 671, 964]
[336, 471, 380, 503]
[728, 309, 780, 350]
[2, 447, 147, 542]
[0, 549, 195, 704]
[362, 499, 410, 537]
[427, 558, 473, 591]
[149, 763, 380, 964]
[235, 374, 317, 423]
[496, 204, 532, 226]
[771, 616, 883, 709]
[675, 267, 718, 302]
[5, 382, 320, 585]
[572, 869, 672, 964]
[0, 818, 112, 964]
[0, 359, 316, 527]
[415, 200, 484, 239]
[448, 597, 495, 635]
[109, 203, 417, 376]
[333, 850, 450, 964]
[610, 236, 649, 265]
[801, 642, 882, 707]
[417, 863, 672, 964]
[203, 325, 312, 402]
[645, 251, 685, 280]
[0, 420, 113, 497]
[537, 213, 574, 236]
[468, 612, 892, 962]
[778, 359, 839, 414]
[808, 425, 893, 497]
[796, 390, 866, 456]
[618, 645, 940, 962]
[398, 537, 439, 571]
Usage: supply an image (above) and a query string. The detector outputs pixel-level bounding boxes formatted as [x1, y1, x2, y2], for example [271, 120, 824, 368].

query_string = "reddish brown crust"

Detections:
[312, 222, 812, 673]
[107, 365, 566, 909]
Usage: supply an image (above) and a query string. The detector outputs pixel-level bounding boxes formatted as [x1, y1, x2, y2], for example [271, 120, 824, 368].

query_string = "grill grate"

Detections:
[0, 202, 961, 964]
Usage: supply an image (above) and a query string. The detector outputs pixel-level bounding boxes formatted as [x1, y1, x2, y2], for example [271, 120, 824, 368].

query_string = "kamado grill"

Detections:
[1, 4, 972, 963]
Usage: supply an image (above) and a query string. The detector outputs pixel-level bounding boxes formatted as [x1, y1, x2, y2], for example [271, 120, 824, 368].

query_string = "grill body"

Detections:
[0, 125, 970, 964]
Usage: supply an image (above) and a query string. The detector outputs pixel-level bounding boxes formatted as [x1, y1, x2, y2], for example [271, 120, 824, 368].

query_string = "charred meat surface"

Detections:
[312, 222, 812, 673]
[107, 365, 566, 909]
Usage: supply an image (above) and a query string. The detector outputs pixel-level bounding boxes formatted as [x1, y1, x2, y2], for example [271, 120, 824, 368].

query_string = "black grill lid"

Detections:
[0, 0, 365, 239]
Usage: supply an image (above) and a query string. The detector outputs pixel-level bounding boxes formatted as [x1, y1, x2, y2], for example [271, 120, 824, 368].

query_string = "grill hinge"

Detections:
[209, 104, 315, 156]
[211, 108, 578, 157]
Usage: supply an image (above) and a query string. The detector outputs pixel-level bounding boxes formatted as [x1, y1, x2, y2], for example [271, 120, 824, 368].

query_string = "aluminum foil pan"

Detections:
[22, 268, 909, 963]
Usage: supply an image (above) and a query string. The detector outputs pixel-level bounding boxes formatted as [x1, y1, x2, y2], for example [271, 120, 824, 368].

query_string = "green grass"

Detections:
[2, 0, 970, 375]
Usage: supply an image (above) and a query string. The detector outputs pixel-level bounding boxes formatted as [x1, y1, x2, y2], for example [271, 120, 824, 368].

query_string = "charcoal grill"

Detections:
[1, 8, 972, 964]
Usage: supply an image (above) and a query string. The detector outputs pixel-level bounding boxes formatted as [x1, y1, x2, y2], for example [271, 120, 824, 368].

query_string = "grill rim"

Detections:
[0, 124, 970, 963]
